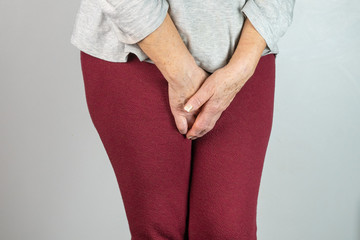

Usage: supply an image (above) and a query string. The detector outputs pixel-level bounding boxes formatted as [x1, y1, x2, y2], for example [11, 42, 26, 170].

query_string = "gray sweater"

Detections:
[70, 0, 295, 73]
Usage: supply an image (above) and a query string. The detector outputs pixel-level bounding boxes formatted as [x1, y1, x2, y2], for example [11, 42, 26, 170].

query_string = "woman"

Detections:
[70, 0, 295, 239]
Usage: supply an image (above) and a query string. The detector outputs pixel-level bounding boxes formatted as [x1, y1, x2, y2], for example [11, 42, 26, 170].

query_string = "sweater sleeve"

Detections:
[98, 0, 169, 44]
[241, 0, 295, 53]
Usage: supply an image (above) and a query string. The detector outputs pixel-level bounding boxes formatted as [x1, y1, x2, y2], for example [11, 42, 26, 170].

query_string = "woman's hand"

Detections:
[136, 12, 211, 135]
[182, 18, 267, 140]
[168, 66, 210, 135]
[137, 13, 266, 139]
[182, 64, 255, 140]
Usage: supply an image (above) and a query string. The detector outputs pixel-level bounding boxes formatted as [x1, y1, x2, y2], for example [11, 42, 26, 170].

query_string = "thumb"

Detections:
[173, 114, 188, 135]
[183, 84, 213, 113]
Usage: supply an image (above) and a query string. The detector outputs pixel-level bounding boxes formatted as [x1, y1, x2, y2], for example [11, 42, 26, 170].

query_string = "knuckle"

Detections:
[203, 82, 215, 95]
[208, 124, 215, 133]
[207, 97, 223, 112]
[193, 124, 205, 135]
[210, 103, 222, 112]
[207, 124, 214, 132]
[196, 122, 206, 131]
[200, 123, 215, 137]
[193, 95, 203, 108]
[198, 128, 208, 137]
[198, 125, 211, 136]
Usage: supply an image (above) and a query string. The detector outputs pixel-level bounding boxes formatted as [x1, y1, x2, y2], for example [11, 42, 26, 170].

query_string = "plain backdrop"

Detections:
[1, 0, 359, 239]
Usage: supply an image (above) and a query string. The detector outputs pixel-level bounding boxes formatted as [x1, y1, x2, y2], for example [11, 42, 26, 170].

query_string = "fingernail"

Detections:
[184, 104, 193, 112]
[187, 136, 193, 140]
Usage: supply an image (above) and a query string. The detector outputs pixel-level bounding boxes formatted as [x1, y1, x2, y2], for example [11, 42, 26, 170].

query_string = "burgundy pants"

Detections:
[80, 51, 276, 240]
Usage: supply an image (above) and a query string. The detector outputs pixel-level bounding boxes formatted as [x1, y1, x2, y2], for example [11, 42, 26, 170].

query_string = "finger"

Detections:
[173, 114, 188, 135]
[185, 111, 197, 131]
[183, 81, 214, 113]
[186, 103, 222, 139]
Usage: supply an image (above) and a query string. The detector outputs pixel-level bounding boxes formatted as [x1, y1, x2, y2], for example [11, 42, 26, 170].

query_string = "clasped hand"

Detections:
[168, 63, 254, 140]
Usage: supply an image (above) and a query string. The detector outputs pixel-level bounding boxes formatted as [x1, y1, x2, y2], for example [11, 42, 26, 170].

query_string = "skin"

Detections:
[138, 13, 209, 135]
[183, 18, 267, 140]
[138, 12, 267, 140]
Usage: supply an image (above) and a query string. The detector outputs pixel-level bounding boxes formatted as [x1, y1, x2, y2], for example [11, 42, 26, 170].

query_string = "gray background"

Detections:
[1, 0, 359, 239]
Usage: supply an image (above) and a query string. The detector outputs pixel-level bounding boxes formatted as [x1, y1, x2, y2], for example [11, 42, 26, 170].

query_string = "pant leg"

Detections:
[80, 52, 192, 240]
[187, 54, 276, 240]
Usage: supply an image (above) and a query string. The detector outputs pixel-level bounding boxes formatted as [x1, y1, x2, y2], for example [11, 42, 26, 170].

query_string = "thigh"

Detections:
[80, 51, 192, 240]
[188, 54, 276, 240]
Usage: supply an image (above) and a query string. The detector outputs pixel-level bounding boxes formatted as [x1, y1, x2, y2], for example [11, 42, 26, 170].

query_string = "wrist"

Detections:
[224, 18, 266, 80]
[163, 55, 201, 87]
[224, 57, 257, 80]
